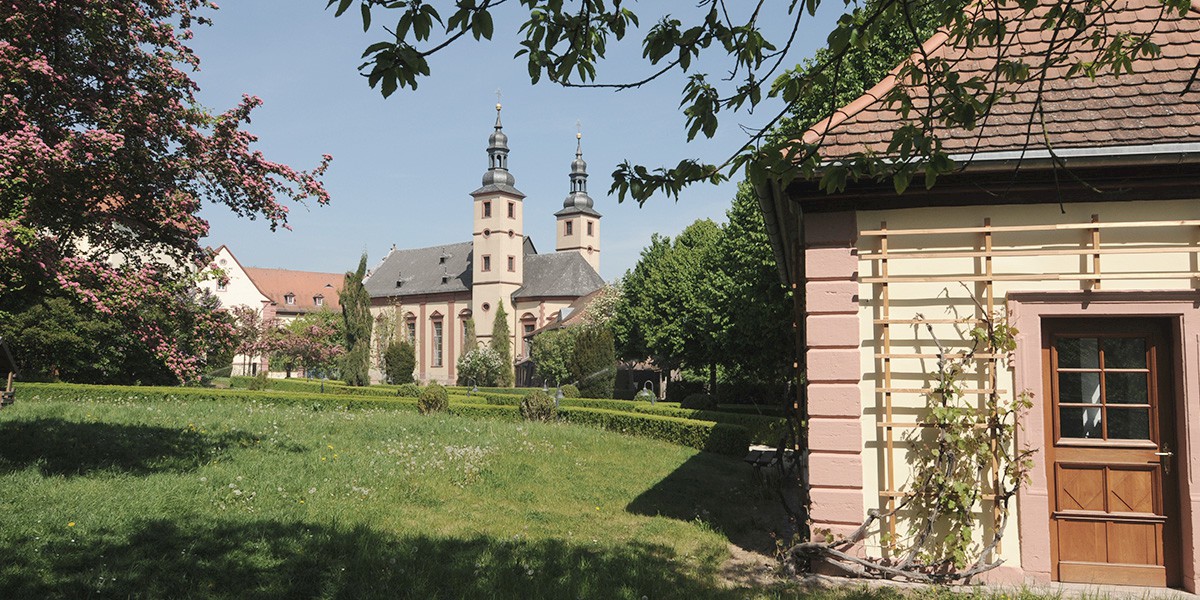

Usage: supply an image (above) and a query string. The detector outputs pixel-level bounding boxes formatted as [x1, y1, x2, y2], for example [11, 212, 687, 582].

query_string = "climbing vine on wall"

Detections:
[788, 310, 1036, 583]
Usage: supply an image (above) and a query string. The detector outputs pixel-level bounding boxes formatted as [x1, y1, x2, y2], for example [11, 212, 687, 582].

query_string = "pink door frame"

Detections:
[1008, 290, 1200, 591]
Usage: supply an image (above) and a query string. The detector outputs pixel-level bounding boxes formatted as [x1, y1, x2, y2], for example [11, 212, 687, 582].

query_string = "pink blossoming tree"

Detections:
[0, 0, 331, 382]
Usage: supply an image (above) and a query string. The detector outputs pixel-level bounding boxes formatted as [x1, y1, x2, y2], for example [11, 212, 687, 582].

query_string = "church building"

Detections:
[364, 104, 606, 384]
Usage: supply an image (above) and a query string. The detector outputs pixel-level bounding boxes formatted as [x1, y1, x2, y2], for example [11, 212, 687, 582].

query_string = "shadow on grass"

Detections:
[0, 418, 265, 477]
[0, 517, 765, 600]
[626, 453, 790, 555]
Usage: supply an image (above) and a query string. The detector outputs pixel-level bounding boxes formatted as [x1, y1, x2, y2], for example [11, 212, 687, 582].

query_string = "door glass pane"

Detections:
[1058, 338, 1099, 368]
[1107, 408, 1151, 440]
[1104, 337, 1147, 369]
[1061, 407, 1102, 439]
[1105, 372, 1149, 405]
[1059, 372, 1101, 405]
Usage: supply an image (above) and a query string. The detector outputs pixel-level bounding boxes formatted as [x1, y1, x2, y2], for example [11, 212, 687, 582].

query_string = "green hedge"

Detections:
[714, 403, 787, 417]
[12, 383, 750, 455]
[18, 381, 421, 412]
[559, 407, 749, 456]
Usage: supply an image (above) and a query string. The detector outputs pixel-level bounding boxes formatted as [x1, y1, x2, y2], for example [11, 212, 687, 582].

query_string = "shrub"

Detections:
[395, 382, 421, 398]
[484, 394, 520, 406]
[519, 390, 557, 422]
[383, 339, 416, 384]
[417, 382, 449, 414]
[247, 372, 269, 390]
[559, 407, 749, 456]
[665, 379, 706, 403]
[681, 392, 715, 410]
[559, 384, 580, 398]
[634, 388, 656, 403]
[456, 347, 504, 387]
[571, 326, 615, 398]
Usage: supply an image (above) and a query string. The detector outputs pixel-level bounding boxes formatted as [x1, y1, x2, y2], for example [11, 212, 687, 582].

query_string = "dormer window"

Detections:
[284, 293, 295, 305]
[441, 275, 450, 284]
[314, 295, 324, 307]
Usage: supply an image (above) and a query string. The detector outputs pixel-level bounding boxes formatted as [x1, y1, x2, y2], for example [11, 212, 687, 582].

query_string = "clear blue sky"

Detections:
[190, 1, 843, 281]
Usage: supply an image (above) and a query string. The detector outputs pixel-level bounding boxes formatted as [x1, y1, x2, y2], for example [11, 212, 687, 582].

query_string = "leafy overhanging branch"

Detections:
[333, 0, 1196, 202]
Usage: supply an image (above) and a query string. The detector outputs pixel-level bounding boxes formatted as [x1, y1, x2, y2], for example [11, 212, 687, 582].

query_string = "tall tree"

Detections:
[333, 0, 1184, 201]
[614, 220, 727, 390]
[339, 253, 372, 386]
[571, 325, 616, 399]
[2, 0, 330, 381]
[490, 300, 513, 387]
[716, 183, 793, 385]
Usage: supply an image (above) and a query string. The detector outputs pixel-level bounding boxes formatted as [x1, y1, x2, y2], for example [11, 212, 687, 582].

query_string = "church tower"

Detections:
[471, 103, 524, 349]
[555, 132, 601, 272]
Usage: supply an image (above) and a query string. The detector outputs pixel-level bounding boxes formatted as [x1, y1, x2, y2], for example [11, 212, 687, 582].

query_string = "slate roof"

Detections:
[242, 267, 343, 314]
[365, 241, 474, 298]
[804, 0, 1200, 159]
[514, 252, 606, 299]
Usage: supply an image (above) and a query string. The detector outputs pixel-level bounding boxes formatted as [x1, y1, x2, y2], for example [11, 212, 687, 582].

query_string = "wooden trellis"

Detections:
[858, 215, 1200, 547]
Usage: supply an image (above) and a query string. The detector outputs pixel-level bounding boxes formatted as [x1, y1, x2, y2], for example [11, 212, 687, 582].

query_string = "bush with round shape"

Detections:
[559, 384, 580, 398]
[634, 388, 656, 403]
[247, 372, 269, 391]
[456, 347, 504, 387]
[395, 382, 421, 398]
[520, 390, 557, 422]
[417, 382, 449, 414]
[681, 392, 715, 410]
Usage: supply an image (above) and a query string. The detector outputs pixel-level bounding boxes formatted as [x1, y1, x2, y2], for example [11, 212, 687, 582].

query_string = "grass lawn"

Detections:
[0, 390, 1071, 599]
[0, 391, 796, 599]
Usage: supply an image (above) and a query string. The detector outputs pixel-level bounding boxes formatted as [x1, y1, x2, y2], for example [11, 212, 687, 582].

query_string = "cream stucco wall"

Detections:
[199, 246, 272, 376]
[833, 198, 1200, 579]
[556, 215, 601, 272]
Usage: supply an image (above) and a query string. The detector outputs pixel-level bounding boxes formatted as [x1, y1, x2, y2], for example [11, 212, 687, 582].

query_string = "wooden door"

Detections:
[1044, 319, 1180, 587]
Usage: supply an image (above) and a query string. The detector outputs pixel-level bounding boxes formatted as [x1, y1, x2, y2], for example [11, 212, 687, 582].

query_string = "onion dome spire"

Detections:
[556, 129, 600, 217]
[472, 101, 524, 197]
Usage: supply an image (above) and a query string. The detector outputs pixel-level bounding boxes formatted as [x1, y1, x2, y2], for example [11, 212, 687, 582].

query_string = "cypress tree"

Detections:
[490, 300, 513, 386]
[572, 325, 616, 398]
[339, 253, 373, 386]
[464, 317, 477, 350]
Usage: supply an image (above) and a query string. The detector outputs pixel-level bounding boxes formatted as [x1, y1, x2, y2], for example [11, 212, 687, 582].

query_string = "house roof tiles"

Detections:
[242, 267, 343, 314]
[364, 241, 474, 298]
[804, 0, 1200, 159]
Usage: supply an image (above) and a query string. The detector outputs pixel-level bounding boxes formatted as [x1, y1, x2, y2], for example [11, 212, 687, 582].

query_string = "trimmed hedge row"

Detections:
[479, 394, 782, 444]
[559, 407, 749, 456]
[13, 383, 747, 455]
[20, 381, 421, 411]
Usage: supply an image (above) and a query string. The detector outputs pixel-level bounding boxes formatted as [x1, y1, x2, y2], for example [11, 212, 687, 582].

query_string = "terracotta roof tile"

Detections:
[804, 0, 1200, 159]
[243, 267, 343, 314]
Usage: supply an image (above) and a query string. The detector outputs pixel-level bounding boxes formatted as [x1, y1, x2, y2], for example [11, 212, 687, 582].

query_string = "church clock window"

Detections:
[483, 201, 492, 218]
